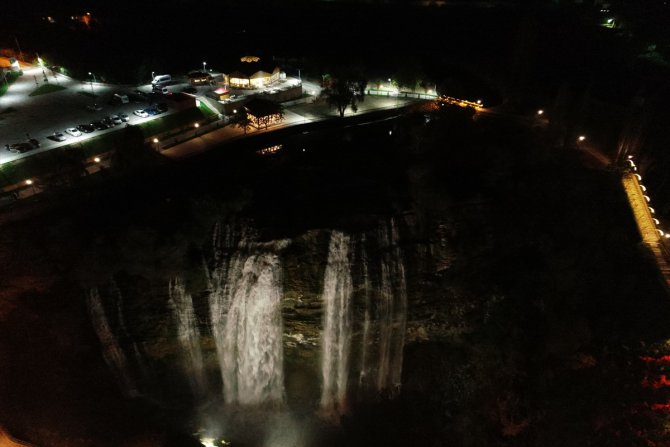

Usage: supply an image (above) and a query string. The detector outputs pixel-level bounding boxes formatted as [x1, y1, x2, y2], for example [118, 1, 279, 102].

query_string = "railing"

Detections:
[366, 89, 438, 100]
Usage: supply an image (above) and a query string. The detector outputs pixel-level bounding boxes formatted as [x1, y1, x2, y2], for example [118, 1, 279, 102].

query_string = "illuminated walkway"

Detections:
[621, 172, 670, 284]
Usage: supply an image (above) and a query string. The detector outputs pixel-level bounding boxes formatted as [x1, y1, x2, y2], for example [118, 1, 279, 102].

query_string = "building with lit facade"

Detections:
[224, 56, 282, 89]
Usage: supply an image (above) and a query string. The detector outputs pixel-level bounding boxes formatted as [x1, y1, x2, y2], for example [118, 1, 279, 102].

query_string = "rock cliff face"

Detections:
[86, 212, 459, 422]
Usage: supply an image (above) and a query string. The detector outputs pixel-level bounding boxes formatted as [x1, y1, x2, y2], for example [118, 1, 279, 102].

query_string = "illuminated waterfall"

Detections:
[320, 231, 353, 417]
[376, 219, 407, 395]
[169, 276, 207, 398]
[209, 224, 286, 405]
[355, 220, 408, 399]
[87, 288, 137, 397]
[222, 251, 285, 405]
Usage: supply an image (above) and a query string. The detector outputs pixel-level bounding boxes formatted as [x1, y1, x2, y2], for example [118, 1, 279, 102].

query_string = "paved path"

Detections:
[621, 172, 670, 285]
[162, 95, 418, 159]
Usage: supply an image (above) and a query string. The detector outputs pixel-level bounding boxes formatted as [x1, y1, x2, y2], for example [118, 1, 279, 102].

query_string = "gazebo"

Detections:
[244, 98, 284, 129]
[225, 56, 282, 89]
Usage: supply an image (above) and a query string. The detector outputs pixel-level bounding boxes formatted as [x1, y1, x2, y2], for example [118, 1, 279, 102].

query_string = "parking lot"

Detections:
[0, 66, 199, 164]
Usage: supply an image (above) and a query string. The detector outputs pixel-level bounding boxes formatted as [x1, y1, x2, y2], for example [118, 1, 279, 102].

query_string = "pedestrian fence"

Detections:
[366, 89, 438, 100]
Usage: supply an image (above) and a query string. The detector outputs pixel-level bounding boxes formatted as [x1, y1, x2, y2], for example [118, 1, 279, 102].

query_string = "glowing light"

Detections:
[627, 155, 634, 159]
[577, 135, 586, 142]
[644, 195, 651, 202]
[194, 123, 200, 128]
[200, 438, 216, 447]
[640, 185, 647, 191]
[635, 174, 642, 180]
[655, 218, 660, 225]
[25, 179, 33, 185]
[388, 130, 393, 136]
[94, 157, 101, 163]
[666, 234, 670, 239]
[650, 207, 656, 214]
[476, 99, 482, 104]
[233, 109, 237, 114]
[537, 109, 544, 115]
[659, 230, 665, 236]
[152, 138, 159, 144]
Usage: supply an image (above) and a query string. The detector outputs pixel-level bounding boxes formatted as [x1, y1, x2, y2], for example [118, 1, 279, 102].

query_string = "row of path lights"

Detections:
[628, 155, 670, 240]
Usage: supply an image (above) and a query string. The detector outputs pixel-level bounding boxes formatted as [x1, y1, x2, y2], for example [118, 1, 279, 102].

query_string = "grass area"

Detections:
[138, 107, 207, 136]
[0, 71, 21, 97]
[197, 100, 217, 117]
[0, 147, 79, 188]
[29, 84, 66, 96]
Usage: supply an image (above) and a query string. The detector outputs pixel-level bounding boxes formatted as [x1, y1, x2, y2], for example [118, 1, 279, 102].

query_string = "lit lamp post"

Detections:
[203, 61, 207, 74]
[577, 135, 586, 142]
[25, 179, 36, 194]
[152, 138, 159, 151]
[194, 123, 200, 136]
[88, 71, 96, 94]
[537, 109, 544, 116]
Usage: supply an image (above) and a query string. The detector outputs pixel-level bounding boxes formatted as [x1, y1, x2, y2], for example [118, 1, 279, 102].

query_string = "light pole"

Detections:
[152, 138, 160, 151]
[194, 122, 200, 136]
[203, 61, 207, 74]
[151, 71, 155, 83]
[88, 71, 96, 94]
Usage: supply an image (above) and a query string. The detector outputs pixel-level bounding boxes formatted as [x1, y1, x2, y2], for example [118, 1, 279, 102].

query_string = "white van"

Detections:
[151, 74, 171, 85]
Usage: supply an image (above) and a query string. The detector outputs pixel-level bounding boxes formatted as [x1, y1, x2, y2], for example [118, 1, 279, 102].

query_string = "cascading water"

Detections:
[357, 235, 373, 394]
[377, 219, 407, 395]
[87, 287, 138, 398]
[209, 225, 286, 405]
[221, 251, 285, 405]
[354, 220, 408, 399]
[169, 276, 207, 398]
[320, 231, 353, 417]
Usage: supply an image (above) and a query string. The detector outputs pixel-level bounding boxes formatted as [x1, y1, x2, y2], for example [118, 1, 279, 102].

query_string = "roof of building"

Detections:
[244, 98, 282, 117]
[226, 56, 280, 78]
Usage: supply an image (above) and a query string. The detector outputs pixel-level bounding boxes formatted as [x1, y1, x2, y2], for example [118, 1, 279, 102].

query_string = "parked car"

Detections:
[28, 138, 40, 148]
[87, 103, 103, 111]
[92, 120, 108, 131]
[6, 143, 32, 153]
[111, 115, 123, 125]
[78, 124, 95, 133]
[65, 127, 82, 137]
[101, 117, 115, 128]
[118, 112, 129, 122]
[145, 108, 159, 116]
[133, 109, 149, 118]
[48, 132, 67, 142]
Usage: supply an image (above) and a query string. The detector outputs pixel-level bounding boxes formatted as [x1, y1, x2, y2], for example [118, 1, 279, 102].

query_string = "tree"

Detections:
[230, 110, 251, 134]
[324, 78, 358, 118]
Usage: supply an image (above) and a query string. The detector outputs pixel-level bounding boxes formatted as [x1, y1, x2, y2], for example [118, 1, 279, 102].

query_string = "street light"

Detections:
[577, 135, 586, 142]
[203, 61, 207, 73]
[88, 71, 96, 94]
[537, 109, 544, 115]
[194, 123, 200, 136]
[94, 157, 101, 163]
[152, 138, 159, 150]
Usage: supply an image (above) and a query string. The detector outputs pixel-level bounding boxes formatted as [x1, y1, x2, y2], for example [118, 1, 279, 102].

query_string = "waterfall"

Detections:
[169, 276, 207, 398]
[376, 219, 407, 396]
[221, 251, 285, 405]
[87, 288, 138, 398]
[320, 231, 353, 417]
[209, 226, 287, 406]
[357, 235, 373, 393]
